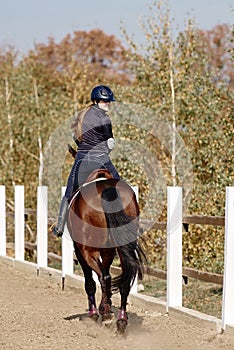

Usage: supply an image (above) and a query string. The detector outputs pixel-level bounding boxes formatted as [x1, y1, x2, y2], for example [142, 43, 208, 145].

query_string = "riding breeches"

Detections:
[64, 151, 120, 200]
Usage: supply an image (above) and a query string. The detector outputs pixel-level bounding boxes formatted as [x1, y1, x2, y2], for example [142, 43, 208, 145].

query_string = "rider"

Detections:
[52, 85, 120, 237]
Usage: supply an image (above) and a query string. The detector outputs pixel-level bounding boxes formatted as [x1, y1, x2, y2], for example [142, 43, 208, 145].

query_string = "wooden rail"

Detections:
[7, 209, 225, 229]
[140, 215, 225, 231]
[110, 265, 223, 285]
[6, 241, 223, 285]
[6, 211, 225, 286]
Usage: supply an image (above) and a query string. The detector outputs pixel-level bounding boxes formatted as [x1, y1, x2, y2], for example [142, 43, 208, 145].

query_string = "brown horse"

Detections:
[66, 146, 146, 333]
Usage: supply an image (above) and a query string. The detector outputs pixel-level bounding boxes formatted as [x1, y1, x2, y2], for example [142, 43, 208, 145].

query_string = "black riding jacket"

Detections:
[77, 105, 113, 154]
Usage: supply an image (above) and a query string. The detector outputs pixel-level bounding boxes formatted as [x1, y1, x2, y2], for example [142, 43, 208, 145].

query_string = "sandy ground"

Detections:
[0, 260, 234, 350]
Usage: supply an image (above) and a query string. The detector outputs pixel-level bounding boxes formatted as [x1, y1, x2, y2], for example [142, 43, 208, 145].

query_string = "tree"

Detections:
[118, 0, 233, 271]
[29, 29, 131, 86]
[198, 24, 233, 88]
[0, 1, 232, 271]
[0, 48, 18, 187]
[0, 30, 132, 211]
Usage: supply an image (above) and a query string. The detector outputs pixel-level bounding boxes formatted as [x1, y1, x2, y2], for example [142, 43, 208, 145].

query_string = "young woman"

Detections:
[52, 85, 120, 237]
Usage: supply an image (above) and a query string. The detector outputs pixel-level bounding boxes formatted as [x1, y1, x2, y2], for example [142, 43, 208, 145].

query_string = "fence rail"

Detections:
[6, 209, 225, 285]
[0, 185, 234, 330]
[140, 215, 225, 231]
[9, 240, 224, 286]
[6, 211, 226, 231]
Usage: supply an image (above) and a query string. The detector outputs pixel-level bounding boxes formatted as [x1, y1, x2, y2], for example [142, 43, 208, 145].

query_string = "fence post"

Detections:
[0, 186, 6, 256]
[167, 186, 183, 311]
[130, 185, 139, 294]
[62, 187, 74, 284]
[222, 186, 234, 330]
[15, 185, 25, 261]
[37, 186, 48, 270]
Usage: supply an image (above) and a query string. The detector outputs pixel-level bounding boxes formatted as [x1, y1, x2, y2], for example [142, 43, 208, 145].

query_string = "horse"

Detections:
[65, 145, 147, 333]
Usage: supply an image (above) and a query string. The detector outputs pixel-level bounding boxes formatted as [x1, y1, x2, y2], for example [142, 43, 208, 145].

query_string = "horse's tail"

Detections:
[101, 186, 146, 294]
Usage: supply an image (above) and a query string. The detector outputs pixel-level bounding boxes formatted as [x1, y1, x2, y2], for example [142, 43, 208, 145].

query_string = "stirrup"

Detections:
[50, 223, 63, 237]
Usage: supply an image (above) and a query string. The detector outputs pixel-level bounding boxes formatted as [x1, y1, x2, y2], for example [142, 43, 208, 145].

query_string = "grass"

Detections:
[141, 275, 223, 319]
[182, 279, 222, 318]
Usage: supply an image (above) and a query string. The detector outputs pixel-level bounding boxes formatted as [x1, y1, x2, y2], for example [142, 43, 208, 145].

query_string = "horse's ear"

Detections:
[68, 143, 77, 159]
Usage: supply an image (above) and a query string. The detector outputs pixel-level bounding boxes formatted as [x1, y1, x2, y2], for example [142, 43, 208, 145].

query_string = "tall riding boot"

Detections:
[52, 196, 69, 237]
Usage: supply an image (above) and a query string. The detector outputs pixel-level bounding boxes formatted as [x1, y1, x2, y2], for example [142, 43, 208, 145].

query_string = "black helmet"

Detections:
[91, 85, 115, 102]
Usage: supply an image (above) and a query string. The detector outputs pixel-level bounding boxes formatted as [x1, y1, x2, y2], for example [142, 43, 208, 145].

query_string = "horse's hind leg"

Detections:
[73, 244, 99, 320]
[115, 246, 138, 333]
[99, 273, 113, 322]
[99, 249, 115, 323]
[116, 280, 130, 333]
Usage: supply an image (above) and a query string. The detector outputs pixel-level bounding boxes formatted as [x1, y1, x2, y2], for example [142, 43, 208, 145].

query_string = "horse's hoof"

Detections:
[116, 309, 128, 333]
[90, 313, 99, 322]
[116, 319, 127, 333]
[88, 307, 99, 321]
[102, 318, 113, 328]
[101, 311, 114, 328]
[102, 311, 114, 321]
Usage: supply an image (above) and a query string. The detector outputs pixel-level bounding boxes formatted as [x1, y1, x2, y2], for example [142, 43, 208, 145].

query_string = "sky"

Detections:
[0, 0, 233, 55]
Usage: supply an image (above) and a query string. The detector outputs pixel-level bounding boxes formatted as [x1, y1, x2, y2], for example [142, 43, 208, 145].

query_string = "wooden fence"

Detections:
[0, 185, 234, 330]
[7, 215, 225, 285]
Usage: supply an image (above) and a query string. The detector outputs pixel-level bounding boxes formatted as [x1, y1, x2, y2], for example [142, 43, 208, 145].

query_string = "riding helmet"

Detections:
[91, 85, 115, 102]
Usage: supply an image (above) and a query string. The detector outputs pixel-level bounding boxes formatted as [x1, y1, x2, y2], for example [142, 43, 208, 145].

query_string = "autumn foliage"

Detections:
[0, 2, 233, 272]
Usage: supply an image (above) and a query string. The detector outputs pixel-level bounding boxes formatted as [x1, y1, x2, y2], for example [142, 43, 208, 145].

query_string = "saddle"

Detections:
[69, 169, 115, 207]
[85, 169, 113, 183]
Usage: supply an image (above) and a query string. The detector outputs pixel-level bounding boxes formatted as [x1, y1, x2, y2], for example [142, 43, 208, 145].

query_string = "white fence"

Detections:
[0, 185, 234, 330]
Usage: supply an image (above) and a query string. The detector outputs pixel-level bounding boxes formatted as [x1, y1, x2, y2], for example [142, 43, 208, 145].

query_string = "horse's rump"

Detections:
[67, 178, 140, 248]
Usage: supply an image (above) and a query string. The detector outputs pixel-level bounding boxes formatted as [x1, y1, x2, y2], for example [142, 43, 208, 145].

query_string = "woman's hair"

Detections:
[71, 105, 93, 141]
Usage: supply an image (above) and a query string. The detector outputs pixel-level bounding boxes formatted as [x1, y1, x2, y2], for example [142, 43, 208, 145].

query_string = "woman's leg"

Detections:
[52, 158, 81, 237]
[104, 159, 120, 179]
